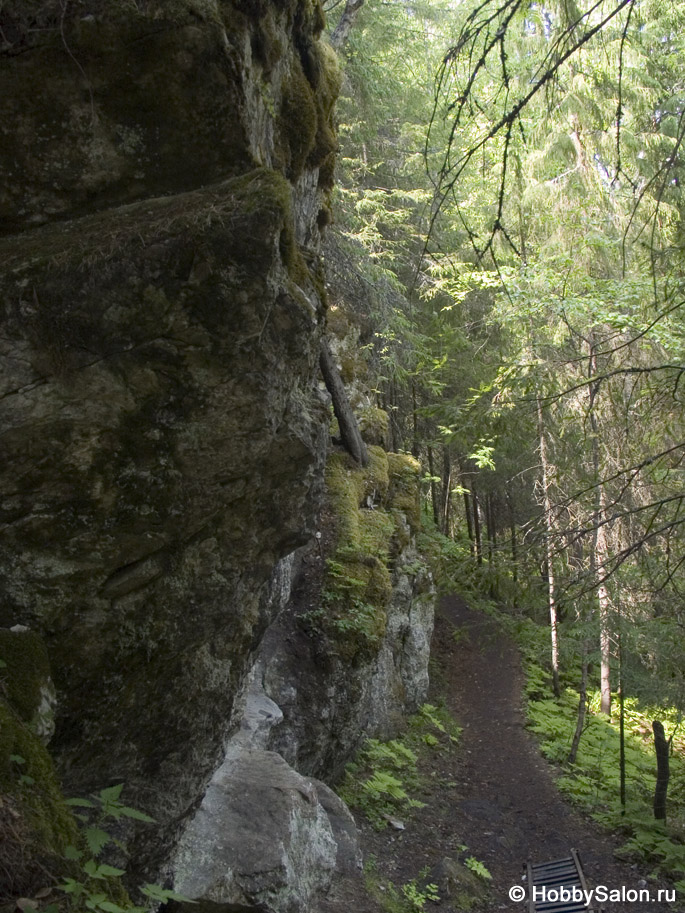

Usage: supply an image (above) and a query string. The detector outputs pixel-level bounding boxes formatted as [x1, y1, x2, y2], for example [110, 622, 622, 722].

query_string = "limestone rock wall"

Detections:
[254, 449, 436, 784]
[0, 0, 336, 880]
[0, 3, 437, 907]
[259, 528, 435, 785]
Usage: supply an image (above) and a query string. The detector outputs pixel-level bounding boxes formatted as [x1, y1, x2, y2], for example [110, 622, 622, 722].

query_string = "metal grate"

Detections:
[525, 849, 600, 913]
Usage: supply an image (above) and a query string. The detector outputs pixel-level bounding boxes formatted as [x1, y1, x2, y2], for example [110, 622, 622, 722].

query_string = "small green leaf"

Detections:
[116, 806, 155, 823]
[60, 879, 87, 896]
[65, 797, 96, 808]
[83, 859, 99, 877]
[10, 754, 26, 765]
[64, 845, 84, 861]
[96, 864, 125, 878]
[85, 827, 111, 856]
[98, 784, 124, 803]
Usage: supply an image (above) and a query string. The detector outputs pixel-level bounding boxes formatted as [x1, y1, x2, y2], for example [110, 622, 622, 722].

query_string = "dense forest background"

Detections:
[325, 0, 685, 855]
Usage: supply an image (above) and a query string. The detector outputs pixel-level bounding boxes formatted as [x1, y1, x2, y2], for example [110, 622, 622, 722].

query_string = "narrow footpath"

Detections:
[338, 595, 679, 913]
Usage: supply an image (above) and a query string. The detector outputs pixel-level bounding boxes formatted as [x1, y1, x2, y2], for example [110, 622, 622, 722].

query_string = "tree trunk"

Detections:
[619, 628, 626, 808]
[459, 459, 474, 551]
[329, 0, 366, 51]
[411, 381, 420, 458]
[388, 379, 400, 452]
[653, 720, 670, 821]
[472, 487, 483, 566]
[427, 445, 440, 528]
[537, 396, 560, 698]
[588, 339, 611, 716]
[441, 447, 452, 535]
[507, 490, 518, 583]
[320, 338, 368, 466]
[486, 492, 495, 565]
[568, 639, 589, 764]
[597, 515, 612, 715]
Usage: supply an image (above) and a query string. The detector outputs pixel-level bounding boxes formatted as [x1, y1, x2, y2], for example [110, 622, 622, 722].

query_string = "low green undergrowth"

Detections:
[339, 702, 460, 829]
[347, 704, 460, 913]
[13, 783, 191, 913]
[510, 610, 685, 892]
[526, 683, 685, 889]
[363, 858, 440, 913]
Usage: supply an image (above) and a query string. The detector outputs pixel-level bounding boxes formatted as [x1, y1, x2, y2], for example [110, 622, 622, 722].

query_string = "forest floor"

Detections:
[329, 593, 680, 913]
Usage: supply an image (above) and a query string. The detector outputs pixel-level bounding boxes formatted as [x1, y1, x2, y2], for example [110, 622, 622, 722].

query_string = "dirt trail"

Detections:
[339, 595, 679, 913]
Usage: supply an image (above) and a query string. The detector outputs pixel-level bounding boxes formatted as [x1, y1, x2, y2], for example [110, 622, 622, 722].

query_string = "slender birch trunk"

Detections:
[537, 395, 560, 698]
[588, 340, 612, 716]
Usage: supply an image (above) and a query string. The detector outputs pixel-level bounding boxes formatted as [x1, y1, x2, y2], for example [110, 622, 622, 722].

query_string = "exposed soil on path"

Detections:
[329, 594, 680, 913]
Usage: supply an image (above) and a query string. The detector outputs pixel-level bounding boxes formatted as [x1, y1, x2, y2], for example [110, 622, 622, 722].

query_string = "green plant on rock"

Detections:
[340, 737, 423, 828]
[464, 856, 492, 881]
[9, 782, 193, 913]
[363, 857, 441, 913]
[401, 878, 440, 912]
[340, 702, 460, 829]
[314, 448, 411, 658]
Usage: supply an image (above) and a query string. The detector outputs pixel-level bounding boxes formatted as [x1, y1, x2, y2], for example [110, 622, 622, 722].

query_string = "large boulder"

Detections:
[172, 749, 360, 913]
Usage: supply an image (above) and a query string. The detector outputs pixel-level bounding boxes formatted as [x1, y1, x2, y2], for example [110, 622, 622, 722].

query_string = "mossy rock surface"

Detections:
[0, 0, 339, 233]
[387, 452, 422, 533]
[0, 0, 337, 890]
[0, 693, 81, 903]
[320, 446, 421, 659]
[0, 160, 328, 871]
[358, 407, 390, 447]
[0, 628, 78, 900]
[0, 629, 52, 728]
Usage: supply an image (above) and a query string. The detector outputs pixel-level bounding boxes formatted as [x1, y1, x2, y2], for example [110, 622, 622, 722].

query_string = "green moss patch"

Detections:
[0, 630, 83, 904]
[0, 629, 51, 726]
[279, 57, 319, 180]
[358, 406, 390, 446]
[276, 25, 341, 182]
[307, 39, 342, 171]
[0, 691, 80, 902]
[313, 445, 420, 660]
[387, 452, 421, 533]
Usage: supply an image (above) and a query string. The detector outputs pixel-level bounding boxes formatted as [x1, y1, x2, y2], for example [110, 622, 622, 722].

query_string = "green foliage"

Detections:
[45, 784, 192, 913]
[526, 682, 685, 880]
[401, 879, 440, 912]
[340, 702, 460, 829]
[340, 738, 423, 828]
[417, 526, 472, 595]
[305, 446, 424, 658]
[329, 0, 685, 751]
[464, 857, 492, 881]
[363, 858, 441, 913]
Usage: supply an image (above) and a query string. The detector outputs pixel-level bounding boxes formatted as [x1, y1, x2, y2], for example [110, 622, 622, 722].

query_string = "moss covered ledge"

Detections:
[309, 446, 422, 660]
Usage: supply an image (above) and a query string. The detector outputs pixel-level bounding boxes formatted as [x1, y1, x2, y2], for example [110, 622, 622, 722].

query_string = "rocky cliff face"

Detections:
[0, 3, 435, 909]
[0, 0, 336, 879]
